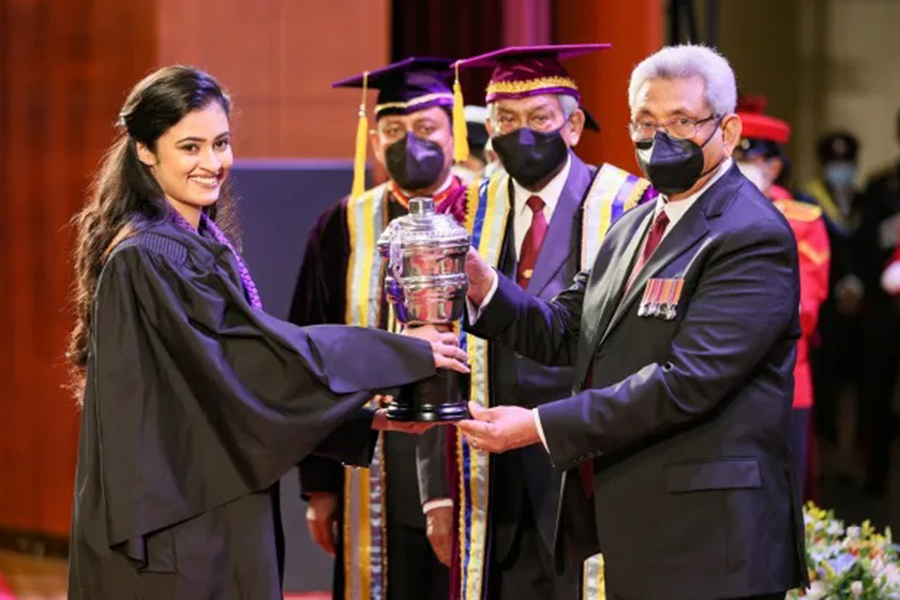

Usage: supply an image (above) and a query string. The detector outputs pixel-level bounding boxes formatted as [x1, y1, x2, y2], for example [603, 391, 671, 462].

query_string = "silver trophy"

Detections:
[377, 197, 470, 421]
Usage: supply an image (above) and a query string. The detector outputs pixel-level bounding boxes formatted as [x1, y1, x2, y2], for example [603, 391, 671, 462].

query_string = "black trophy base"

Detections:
[387, 368, 469, 422]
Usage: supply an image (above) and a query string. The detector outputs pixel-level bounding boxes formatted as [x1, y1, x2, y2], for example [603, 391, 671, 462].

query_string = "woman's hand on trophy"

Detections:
[466, 247, 496, 306]
[403, 324, 470, 374]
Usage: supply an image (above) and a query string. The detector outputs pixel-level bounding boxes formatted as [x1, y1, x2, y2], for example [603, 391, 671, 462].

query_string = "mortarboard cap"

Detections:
[333, 58, 455, 198]
[455, 43, 611, 103]
[333, 57, 455, 118]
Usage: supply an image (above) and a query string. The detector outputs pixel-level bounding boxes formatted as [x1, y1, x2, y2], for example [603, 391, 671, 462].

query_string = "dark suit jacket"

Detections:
[419, 154, 596, 563]
[469, 165, 808, 600]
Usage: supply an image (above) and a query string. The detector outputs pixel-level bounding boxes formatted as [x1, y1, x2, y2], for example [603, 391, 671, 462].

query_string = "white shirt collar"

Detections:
[655, 157, 733, 226]
[511, 154, 572, 218]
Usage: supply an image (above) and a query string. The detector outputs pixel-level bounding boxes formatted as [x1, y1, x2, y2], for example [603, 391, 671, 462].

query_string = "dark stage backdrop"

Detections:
[231, 159, 355, 593]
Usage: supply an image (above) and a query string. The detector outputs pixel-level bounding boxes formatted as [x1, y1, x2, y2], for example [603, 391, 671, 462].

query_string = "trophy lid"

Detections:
[377, 197, 470, 249]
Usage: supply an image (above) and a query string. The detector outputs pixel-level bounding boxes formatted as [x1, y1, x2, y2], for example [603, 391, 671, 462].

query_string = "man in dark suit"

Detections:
[417, 45, 654, 600]
[451, 45, 808, 600]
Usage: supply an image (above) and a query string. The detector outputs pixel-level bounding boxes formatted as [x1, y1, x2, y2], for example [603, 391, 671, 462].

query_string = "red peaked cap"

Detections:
[737, 95, 791, 144]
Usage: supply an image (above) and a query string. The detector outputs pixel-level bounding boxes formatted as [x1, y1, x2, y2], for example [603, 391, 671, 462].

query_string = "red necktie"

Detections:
[626, 209, 670, 292]
[517, 196, 548, 288]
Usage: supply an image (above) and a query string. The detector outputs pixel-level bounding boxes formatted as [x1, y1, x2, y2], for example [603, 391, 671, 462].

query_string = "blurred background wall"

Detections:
[718, 0, 900, 190]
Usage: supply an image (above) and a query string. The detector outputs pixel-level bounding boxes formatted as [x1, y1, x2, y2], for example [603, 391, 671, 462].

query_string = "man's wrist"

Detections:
[422, 498, 453, 514]
[468, 269, 498, 306]
[532, 408, 549, 452]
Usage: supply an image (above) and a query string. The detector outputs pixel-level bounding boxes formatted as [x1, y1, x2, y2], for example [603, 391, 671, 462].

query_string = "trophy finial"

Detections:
[408, 197, 435, 216]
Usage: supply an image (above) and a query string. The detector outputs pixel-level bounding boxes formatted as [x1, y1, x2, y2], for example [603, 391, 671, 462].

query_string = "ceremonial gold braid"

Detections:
[487, 76, 578, 95]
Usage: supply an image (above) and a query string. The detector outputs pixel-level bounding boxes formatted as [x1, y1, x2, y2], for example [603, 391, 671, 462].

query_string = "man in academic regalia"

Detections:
[419, 44, 656, 600]
[288, 58, 466, 600]
[734, 103, 830, 500]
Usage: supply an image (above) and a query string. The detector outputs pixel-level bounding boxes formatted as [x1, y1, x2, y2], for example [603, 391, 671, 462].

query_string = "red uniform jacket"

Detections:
[773, 198, 830, 408]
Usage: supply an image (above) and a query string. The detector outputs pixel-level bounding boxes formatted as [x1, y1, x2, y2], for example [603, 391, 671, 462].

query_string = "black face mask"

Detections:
[385, 133, 446, 191]
[492, 127, 569, 188]
[634, 122, 721, 195]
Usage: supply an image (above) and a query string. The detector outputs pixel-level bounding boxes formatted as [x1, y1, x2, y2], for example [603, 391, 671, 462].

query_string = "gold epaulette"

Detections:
[774, 199, 823, 222]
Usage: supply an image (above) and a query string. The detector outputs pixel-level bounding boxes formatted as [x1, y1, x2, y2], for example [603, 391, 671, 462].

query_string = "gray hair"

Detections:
[487, 94, 579, 128]
[628, 45, 737, 117]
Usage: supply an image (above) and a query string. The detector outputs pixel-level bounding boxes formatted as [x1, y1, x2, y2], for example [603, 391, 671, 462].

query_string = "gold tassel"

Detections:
[351, 71, 369, 199]
[452, 62, 469, 163]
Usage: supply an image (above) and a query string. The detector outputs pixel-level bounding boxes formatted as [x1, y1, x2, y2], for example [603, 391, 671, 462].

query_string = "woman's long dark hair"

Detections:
[68, 66, 238, 400]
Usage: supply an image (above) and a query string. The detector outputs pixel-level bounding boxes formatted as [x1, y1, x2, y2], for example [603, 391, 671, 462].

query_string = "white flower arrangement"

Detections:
[787, 503, 900, 599]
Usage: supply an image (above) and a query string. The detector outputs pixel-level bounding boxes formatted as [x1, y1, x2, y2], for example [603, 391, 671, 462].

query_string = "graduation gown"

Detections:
[68, 220, 436, 600]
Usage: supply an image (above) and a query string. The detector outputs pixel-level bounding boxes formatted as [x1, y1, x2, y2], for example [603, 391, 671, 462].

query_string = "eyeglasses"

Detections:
[628, 114, 719, 141]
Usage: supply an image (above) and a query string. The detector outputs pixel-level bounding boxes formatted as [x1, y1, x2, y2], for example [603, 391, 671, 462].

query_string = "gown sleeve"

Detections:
[92, 234, 435, 551]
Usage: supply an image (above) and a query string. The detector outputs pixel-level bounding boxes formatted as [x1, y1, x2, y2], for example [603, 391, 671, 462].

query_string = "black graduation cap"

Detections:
[333, 57, 455, 118]
[334, 57, 456, 198]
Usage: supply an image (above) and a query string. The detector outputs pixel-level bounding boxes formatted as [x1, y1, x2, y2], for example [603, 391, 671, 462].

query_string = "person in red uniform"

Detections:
[735, 99, 831, 500]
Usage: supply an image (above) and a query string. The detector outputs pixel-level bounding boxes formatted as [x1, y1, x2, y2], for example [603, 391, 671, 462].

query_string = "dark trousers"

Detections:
[487, 504, 577, 600]
[859, 297, 900, 490]
[386, 523, 449, 600]
[810, 305, 860, 443]
[790, 407, 811, 500]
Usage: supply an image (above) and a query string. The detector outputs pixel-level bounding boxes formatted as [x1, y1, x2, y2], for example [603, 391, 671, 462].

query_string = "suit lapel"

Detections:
[596, 164, 753, 347]
[578, 162, 746, 381]
[573, 203, 655, 384]
[527, 154, 591, 298]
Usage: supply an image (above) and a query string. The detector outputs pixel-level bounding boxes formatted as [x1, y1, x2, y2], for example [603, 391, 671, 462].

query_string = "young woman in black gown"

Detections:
[66, 66, 467, 600]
